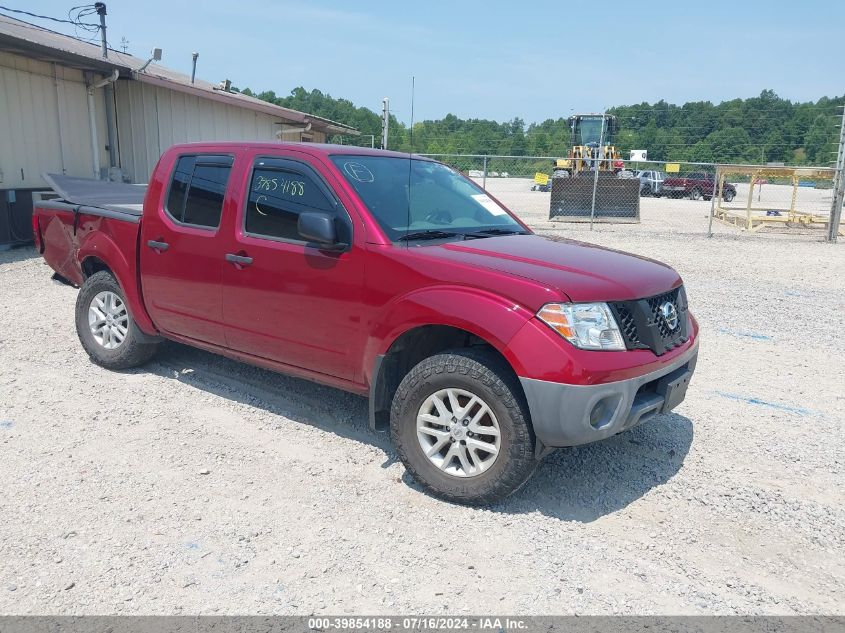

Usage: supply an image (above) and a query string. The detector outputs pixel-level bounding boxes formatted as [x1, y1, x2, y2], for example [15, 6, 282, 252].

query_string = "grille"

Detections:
[613, 303, 642, 347]
[647, 289, 683, 340]
[609, 286, 689, 356]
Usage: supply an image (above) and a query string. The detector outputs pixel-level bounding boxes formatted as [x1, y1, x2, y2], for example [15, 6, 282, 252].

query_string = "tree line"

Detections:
[238, 87, 843, 166]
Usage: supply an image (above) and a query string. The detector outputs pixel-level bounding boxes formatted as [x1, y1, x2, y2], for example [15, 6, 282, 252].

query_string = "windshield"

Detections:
[573, 117, 614, 146]
[330, 156, 525, 241]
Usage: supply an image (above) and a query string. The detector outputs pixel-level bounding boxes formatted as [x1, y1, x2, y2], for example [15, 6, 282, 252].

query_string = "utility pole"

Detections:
[94, 2, 117, 172]
[381, 98, 389, 150]
[95, 2, 107, 58]
[828, 105, 845, 242]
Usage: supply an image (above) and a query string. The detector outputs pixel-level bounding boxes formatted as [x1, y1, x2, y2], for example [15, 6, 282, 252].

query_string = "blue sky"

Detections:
[13, 1, 845, 124]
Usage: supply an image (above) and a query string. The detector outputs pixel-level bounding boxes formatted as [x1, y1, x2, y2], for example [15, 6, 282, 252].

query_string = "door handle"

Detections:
[147, 240, 169, 252]
[225, 253, 253, 267]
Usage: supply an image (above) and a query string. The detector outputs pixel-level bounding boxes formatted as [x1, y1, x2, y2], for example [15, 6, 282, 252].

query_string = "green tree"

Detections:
[804, 114, 837, 165]
[242, 86, 844, 166]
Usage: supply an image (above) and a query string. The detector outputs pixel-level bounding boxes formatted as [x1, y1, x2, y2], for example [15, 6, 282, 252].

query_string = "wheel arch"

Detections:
[77, 235, 158, 336]
[368, 323, 529, 436]
[81, 255, 112, 280]
[363, 287, 538, 433]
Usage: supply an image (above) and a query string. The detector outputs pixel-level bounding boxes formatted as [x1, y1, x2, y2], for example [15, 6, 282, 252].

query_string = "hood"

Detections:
[423, 234, 682, 303]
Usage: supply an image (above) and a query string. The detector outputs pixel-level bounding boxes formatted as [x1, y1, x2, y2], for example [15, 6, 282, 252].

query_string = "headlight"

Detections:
[536, 302, 626, 351]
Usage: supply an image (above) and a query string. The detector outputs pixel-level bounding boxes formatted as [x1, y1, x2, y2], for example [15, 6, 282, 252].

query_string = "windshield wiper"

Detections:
[397, 230, 463, 242]
[462, 228, 528, 239]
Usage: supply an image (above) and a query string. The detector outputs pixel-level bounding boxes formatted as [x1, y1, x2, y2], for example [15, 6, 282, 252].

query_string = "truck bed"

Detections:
[34, 175, 146, 288]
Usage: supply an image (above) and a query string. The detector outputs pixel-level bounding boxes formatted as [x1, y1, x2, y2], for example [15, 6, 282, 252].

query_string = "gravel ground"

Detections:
[0, 193, 843, 615]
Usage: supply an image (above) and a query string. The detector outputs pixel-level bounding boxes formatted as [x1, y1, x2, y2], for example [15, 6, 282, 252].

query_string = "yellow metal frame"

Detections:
[558, 145, 621, 176]
[712, 166, 840, 233]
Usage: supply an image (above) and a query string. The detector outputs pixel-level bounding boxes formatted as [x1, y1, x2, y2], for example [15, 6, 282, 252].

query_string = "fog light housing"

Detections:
[589, 401, 606, 428]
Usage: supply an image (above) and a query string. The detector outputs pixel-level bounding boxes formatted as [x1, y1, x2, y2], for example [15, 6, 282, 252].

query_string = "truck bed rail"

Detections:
[35, 199, 142, 224]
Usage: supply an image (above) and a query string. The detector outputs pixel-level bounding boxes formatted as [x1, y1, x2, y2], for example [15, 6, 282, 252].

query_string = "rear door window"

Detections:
[165, 155, 233, 229]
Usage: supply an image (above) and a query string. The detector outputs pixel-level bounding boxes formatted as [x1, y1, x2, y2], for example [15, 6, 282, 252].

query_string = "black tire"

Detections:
[390, 348, 537, 505]
[641, 185, 652, 197]
[689, 188, 703, 201]
[723, 190, 735, 202]
[75, 270, 159, 370]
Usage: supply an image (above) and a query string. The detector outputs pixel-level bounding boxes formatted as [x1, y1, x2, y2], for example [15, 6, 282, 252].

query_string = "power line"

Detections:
[0, 4, 99, 28]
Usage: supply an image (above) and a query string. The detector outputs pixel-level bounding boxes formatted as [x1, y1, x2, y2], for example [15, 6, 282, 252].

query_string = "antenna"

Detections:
[410, 76, 415, 149]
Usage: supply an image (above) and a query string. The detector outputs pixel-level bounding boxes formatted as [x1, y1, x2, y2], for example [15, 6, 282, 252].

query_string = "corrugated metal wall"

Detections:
[0, 49, 332, 246]
[0, 51, 331, 191]
[0, 51, 108, 189]
[114, 81, 326, 183]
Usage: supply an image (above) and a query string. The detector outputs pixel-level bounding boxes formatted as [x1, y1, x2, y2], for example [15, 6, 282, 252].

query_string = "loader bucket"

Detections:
[549, 173, 640, 223]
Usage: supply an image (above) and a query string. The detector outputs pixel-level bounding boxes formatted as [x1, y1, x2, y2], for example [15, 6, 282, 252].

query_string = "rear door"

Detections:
[140, 153, 234, 345]
[220, 152, 364, 380]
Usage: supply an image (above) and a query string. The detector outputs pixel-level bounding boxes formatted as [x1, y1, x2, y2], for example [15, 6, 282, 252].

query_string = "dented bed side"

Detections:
[33, 199, 158, 336]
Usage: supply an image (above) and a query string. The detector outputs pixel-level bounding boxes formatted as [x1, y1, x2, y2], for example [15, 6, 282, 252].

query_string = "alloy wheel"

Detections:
[88, 290, 129, 350]
[416, 387, 501, 477]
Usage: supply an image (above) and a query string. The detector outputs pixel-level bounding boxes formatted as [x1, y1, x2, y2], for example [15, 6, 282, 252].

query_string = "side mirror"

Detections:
[298, 212, 343, 249]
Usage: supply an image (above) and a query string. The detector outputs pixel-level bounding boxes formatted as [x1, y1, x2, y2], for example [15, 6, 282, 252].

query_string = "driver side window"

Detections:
[245, 167, 333, 241]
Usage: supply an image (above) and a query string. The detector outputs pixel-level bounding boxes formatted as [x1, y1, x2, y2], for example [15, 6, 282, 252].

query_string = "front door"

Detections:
[140, 153, 234, 346]
[221, 153, 364, 381]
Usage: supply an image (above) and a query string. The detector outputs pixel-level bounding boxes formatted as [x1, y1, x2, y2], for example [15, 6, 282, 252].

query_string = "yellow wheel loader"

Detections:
[550, 114, 640, 222]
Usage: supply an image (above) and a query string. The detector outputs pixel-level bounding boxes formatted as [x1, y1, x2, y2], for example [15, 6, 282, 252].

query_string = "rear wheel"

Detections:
[390, 348, 537, 505]
[75, 271, 159, 370]
[689, 188, 703, 201]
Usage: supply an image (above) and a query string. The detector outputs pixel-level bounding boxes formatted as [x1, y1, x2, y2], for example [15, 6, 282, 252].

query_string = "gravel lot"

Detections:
[1, 190, 843, 615]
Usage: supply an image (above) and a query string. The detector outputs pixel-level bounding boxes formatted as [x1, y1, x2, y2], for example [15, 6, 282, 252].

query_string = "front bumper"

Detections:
[519, 342, 698, 448]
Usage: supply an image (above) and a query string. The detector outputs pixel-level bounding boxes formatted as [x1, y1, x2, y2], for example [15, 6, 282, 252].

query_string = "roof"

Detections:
[165, 141, 428, 160]
[0, 14, 358, 136]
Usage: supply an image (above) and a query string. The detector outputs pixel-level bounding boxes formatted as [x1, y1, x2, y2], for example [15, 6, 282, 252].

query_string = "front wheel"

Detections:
[390, 349, 538, 504]
[723, 190, 735, 202]
[689, 188, 703, 201]
[75, 271, 159, 370]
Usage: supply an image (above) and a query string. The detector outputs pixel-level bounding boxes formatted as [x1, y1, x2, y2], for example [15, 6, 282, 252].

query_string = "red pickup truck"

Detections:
[661, 171, 736, 202]
[33, 142, 698, 504]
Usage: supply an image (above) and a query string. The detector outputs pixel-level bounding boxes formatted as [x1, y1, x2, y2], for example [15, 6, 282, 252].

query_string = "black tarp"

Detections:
[43, 174, 146, 216]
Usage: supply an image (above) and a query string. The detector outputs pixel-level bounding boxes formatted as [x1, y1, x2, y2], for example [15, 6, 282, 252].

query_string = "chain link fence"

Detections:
[420, 154, 844, 240]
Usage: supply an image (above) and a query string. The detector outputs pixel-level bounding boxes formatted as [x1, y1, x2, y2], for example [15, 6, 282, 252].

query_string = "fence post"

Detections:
[831, 173, 845, 242]
[707, 165, 719, 237]
[482, 155, 488, 189]
[589, 112, 607, 230]
[828, 106, 845, 242]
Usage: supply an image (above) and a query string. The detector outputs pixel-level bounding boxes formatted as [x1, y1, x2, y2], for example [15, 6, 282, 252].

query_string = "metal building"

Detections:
[0, 15, 357, 248]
